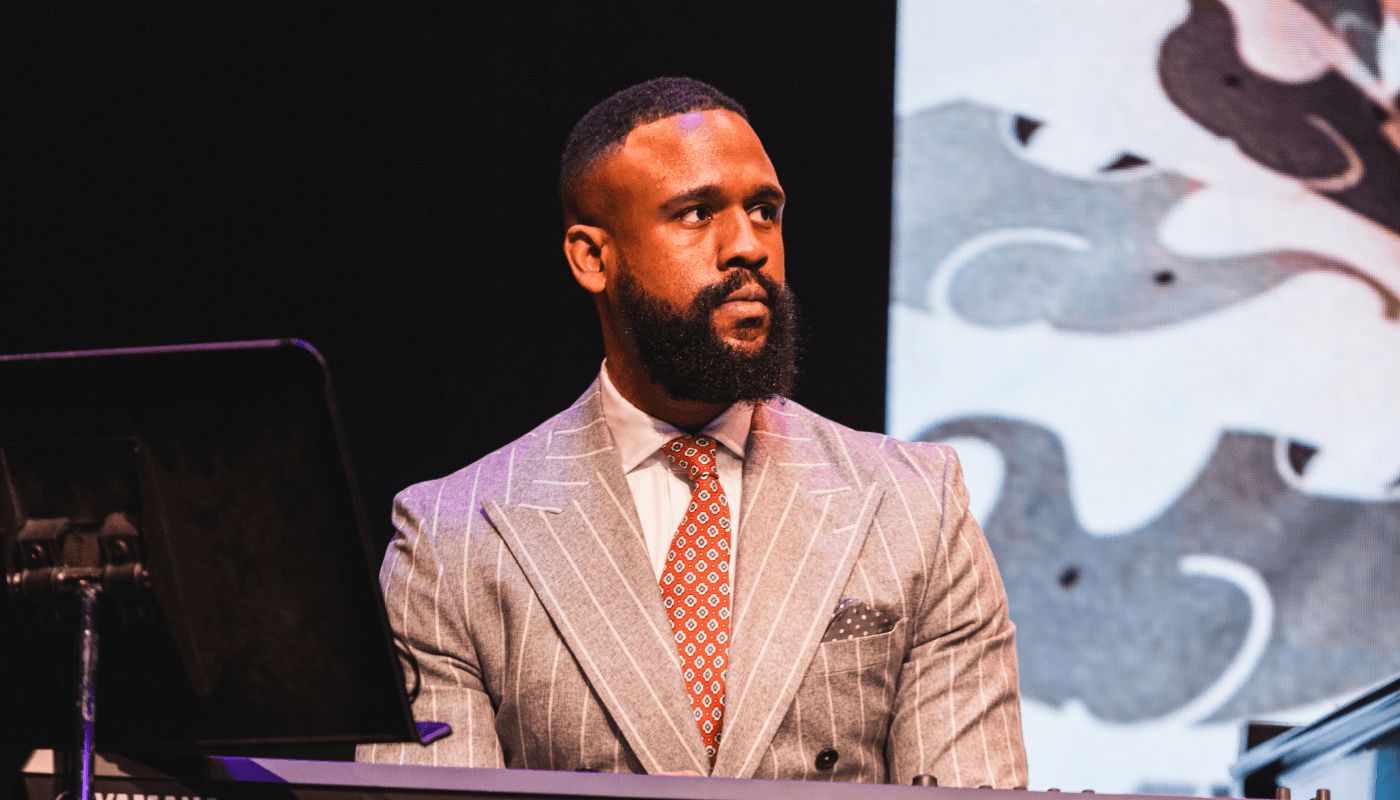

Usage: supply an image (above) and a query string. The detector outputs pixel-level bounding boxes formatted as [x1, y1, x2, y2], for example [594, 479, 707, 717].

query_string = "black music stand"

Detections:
[0, 341, 419, 799]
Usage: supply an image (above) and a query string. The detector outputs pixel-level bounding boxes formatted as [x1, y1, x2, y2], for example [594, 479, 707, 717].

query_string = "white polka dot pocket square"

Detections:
[822, 598, 897, 643]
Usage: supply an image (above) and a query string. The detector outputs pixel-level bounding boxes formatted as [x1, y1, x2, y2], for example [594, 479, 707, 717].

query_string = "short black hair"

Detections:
[559, 77, 747, 225]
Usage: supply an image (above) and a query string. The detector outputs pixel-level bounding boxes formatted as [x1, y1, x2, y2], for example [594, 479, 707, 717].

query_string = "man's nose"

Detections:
[719, 209, 767, 271]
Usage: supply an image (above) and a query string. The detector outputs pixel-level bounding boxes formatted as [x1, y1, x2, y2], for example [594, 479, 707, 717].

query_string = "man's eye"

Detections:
[680, 206, 712, 223]
[749, 205, 777, 223]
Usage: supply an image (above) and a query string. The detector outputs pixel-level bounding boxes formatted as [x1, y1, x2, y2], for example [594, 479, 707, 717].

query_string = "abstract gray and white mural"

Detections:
[891, 1, 1400, 794]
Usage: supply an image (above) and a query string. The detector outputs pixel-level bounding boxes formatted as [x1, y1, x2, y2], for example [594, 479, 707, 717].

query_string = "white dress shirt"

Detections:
[598, 362, 751, 581]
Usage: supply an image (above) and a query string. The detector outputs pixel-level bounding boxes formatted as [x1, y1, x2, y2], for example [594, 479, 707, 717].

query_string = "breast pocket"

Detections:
[812, 616, 906, 676]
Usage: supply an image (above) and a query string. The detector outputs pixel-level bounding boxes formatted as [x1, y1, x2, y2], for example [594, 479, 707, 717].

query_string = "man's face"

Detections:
[595, 110, 787, 357]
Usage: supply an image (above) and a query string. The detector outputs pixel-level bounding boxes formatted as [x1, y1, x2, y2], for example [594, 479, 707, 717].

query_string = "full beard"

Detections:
[612, 264, 800, 406]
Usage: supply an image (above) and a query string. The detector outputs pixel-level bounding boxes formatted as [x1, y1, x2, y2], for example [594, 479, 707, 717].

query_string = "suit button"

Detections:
[815, 748, 839, 770]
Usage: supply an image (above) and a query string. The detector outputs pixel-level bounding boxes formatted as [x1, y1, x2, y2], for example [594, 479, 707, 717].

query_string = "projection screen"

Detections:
[890, 1, 1400, 794]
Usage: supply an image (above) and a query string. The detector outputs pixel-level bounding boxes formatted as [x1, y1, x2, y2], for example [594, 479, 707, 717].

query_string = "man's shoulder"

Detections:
[761, 397, 959, 480]
[394, 387, 600, 514]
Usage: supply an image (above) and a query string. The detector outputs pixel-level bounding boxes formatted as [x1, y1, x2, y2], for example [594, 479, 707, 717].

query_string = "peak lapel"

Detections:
[483, 384, 710, 775]
[712, 401, 884, 779]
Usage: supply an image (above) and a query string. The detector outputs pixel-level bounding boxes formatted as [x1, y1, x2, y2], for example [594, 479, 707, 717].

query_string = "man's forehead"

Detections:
[674, 111, 707, 132]
[624, 108, 753, 152]
[604, 109, 777, 191]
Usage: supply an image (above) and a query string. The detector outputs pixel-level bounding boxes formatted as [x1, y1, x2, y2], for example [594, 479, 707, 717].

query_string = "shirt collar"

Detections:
[599, 361, 753, 474]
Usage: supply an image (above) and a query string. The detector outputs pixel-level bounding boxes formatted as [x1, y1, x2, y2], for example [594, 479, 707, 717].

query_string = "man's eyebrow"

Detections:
[660, 184, 725, 215]
[659, 183, 787, 215]
[748, 184, 786, 206]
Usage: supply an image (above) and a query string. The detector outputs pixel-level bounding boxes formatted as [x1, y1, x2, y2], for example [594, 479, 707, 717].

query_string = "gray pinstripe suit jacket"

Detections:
[357, 382, 1027, 786]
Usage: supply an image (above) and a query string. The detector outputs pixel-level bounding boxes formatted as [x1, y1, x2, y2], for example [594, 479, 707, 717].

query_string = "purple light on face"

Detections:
[677, 112, 705, 131]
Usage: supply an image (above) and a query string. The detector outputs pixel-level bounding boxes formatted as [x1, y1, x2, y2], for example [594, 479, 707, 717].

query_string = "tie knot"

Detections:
[663, 435, 719, 479]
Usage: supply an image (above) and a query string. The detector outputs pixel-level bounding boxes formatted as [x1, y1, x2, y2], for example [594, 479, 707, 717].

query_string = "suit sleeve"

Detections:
[355, 484, 506, 767]
[886, 443, 1028, 788]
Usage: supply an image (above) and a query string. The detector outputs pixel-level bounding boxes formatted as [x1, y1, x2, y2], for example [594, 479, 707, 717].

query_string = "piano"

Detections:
[15, 752, 1182, 800]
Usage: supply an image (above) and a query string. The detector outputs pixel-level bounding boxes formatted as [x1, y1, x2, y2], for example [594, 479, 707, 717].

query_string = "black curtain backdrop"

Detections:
[7, 3, 896, 558]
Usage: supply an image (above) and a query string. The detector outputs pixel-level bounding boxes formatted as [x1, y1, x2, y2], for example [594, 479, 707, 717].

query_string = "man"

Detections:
[358, 77, 1027, 786]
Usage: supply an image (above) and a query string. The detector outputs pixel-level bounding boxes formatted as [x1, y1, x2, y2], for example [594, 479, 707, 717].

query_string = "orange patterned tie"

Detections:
[661, 434, 732, 764]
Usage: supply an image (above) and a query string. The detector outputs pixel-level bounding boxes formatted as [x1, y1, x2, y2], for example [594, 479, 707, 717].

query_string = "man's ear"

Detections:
[564, 224, 610, 295]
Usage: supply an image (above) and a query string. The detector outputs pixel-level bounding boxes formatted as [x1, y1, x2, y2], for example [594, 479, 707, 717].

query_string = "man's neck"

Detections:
[602, 355, 729, 433]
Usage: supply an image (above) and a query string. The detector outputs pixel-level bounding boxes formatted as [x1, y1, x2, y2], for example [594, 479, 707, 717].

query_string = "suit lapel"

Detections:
[712, 400, 884, 779]
[483, 383, 710, 775]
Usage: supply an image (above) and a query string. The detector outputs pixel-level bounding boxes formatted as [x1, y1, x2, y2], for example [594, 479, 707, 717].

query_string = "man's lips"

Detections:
[711, 281, 773, 338]
[720, 283, 770, 311]
[725, 283, 769, 304]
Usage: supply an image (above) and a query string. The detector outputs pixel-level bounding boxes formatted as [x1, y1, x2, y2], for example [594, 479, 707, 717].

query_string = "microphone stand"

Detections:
[8, 512, 148, 800]
[72, 582, 101, 800]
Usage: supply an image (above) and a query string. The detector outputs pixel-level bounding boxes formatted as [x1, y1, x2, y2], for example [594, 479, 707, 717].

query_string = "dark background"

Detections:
[7, 3, 897, 557]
